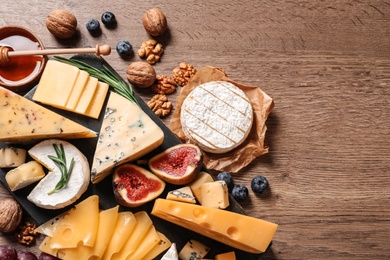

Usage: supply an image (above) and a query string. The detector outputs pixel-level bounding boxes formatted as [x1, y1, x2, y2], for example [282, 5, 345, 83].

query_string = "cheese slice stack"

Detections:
[38, 195, 172, 260]
[180, 81, 253, 153]
[0, 86, 96, 143]
[32, 60, 109, 119]
[90, 91, 164, 184]
[152, 198, 278, 254]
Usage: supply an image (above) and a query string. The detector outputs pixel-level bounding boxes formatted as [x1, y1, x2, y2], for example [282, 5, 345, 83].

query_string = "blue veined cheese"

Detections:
[166, 186, 196, 204]
[91, 92, 164, 184]
[180, 81, 253, 154]
[178, 240, 210, 260]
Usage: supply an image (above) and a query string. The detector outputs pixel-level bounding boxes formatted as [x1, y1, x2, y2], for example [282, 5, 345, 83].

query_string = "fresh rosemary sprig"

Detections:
[54, 55, 139, 106]
[47, 144, 75, 195]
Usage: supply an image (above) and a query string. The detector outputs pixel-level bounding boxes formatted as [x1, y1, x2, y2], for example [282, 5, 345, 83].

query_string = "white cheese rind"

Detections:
[180, 81, 253, 153]
[90, 92, 164, 184]
[27, 139, 90, 209]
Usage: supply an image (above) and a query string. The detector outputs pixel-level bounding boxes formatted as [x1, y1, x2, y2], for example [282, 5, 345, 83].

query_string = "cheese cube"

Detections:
[0, 147, 26, 168]
[5, 161, 45, 191]
[215, 251, 236, 260]
[188, 171, 214, 203]
[201, 180, 230, 209]
[178, 240, 210, 260]
[166, 186, 196, 204]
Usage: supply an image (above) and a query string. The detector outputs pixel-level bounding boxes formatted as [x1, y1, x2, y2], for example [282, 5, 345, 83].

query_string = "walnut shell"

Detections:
[126, 61, 156, 88]
[142, 8, 167, 36]
[46, 9, 77, 39]
[0, 198, 23, 233]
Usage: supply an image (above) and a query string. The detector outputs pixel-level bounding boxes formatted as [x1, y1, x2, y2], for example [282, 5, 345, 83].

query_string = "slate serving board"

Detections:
[0, 54, 265, 259]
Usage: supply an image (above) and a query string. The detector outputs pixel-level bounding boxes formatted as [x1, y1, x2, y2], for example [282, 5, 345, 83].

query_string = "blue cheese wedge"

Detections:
[27, 139, 90, 209]
[178, 239, 210, 260]
[166, 186, 196, 204]
[90, 92, 164, 184]
[180, 81, 253, 154]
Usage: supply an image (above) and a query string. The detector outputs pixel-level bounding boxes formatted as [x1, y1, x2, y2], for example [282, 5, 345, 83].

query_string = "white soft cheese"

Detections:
[27, 139, 90, 209]
[180, 81, 253, 153]
[161, 243, 179, 260]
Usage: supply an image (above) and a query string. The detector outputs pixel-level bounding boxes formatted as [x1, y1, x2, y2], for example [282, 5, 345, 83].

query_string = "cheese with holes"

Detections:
[143, 231, 172, 260]
[101, 211, 137, 260]
[167, 186, 196, 204]
[179, 239, 210, 260]
[152, 198, 278, 254]
[33, 60, 80, 108]
[201, 180, 230, 209]
[91, 91, 164, 184]
[0, 147, 26, 168]
[5, 161, 45, 191]
[112, 211, 153, 260]
[50, 195, 99, 249]
[180, 81, 253, 153]
[0, 86, 96, 142]
[27, 139, 90, 209]
[189, 171, 214, 203]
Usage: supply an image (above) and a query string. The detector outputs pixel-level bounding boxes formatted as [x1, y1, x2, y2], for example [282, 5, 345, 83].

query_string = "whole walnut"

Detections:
[126, 61, 156, 88]
[46, 9, 77, 39]
[0, 198, 23, 233]
[142, 8, 167, 36]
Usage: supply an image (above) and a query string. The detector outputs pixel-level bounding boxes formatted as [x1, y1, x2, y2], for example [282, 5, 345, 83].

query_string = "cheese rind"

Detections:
[0, 147, 26, 168]
[91, 91, 164, 184]
[180, 81, 253, 153]
[5, 161, 45, 191]
[152, 198, 278, 254]
[0, 86, 96, 142]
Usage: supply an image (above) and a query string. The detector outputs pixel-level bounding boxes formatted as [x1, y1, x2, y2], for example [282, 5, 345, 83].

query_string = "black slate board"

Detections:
[0, 54, 265, 259]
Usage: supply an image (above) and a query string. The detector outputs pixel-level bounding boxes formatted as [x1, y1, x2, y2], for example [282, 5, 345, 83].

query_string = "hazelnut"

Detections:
[0, 198, 23, 233]
[126, 61, 156, 88]
[46, 9, 77, 39]
[142, 8, 167, 36]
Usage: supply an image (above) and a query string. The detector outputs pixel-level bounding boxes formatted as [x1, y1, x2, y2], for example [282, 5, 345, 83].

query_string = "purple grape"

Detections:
[0, 245, 17, 260]
[17, 251, 38, 260]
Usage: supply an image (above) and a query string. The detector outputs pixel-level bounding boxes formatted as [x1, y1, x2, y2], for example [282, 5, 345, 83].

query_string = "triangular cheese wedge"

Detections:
[90, 91, 164, 183]
[0, 86, 96, 143]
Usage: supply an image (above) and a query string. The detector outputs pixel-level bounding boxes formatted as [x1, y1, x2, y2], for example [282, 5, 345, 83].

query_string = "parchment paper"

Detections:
[169, 66, 274, 172]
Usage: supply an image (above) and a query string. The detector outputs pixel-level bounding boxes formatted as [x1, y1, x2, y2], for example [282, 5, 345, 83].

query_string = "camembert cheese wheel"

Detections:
[180, 81, 253, 153]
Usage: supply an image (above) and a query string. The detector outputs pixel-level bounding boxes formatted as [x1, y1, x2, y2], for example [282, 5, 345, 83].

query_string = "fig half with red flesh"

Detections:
[112, 163, 165, 207]
[148, 143, 203, 185]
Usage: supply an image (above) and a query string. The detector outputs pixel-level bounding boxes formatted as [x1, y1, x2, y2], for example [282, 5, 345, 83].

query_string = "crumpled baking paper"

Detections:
[169, 66, 274, 172]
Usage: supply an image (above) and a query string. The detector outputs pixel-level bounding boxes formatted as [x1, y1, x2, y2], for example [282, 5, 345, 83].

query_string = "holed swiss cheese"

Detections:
[180, 81, 253, 153]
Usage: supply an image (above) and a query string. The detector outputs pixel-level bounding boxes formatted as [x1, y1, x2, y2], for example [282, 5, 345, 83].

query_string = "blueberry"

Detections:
[251, 175, 269, 194]
[86, 19, 100, 34]
[116, 40, 133, 58]
[216, 171, 233, 190]
[231, 184, 248, 202]
[101, 11, 117, 27]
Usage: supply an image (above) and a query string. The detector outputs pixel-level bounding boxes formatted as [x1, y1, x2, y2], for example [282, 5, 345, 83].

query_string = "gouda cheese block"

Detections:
[152, 198, 278, 254]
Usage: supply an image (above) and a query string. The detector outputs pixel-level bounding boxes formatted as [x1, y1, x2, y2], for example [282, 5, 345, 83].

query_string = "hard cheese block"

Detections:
[152, 198, 278, 254]
[201, 180, 230, 209]
[90, 91, 164, 184]
[179, 239, 210, 260]
[180, 81, 253, 154]
[0, 86, 96, 142]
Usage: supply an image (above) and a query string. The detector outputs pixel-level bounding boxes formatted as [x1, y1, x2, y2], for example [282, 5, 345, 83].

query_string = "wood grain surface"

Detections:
[1, 1, 389, 259]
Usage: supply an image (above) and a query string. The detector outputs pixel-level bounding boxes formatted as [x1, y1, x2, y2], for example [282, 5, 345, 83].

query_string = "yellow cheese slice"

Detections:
[56, 205, 119, 260]
[111, 211, 153, 260]
[74, 76, 98, 114]
[33, 60, 80, 108]
[50, 195, 99, 249]
[5, 161, 45, 191]
[152, 198, 278, 254]
[129, 225, 161, 260]
[90, 92, 164, 184]
[35, 211, 67, 237]
[143, 231, 172, 260]
[101, 211, 137, 260]
[0, 86, 96, 143]
[84, 81, 109, 119]
[188, 171, 214, 204]
[65, 70, 90, 110]
[39, 236, 58, 256]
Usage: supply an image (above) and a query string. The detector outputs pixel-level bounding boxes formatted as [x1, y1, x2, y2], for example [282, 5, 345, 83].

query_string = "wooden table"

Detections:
[1, 1, 389, 259]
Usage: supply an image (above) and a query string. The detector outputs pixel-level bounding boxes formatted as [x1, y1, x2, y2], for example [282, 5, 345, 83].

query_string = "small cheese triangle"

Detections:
[0, 86, 96, 143]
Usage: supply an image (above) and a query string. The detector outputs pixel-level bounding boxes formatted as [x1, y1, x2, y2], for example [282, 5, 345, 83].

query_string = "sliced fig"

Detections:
[112, 163, 165, 207]
[148, 143, 203, 185]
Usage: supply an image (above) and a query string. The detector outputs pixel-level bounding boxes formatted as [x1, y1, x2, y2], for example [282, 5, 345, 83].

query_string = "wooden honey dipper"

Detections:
[0, 44, 111, 65]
